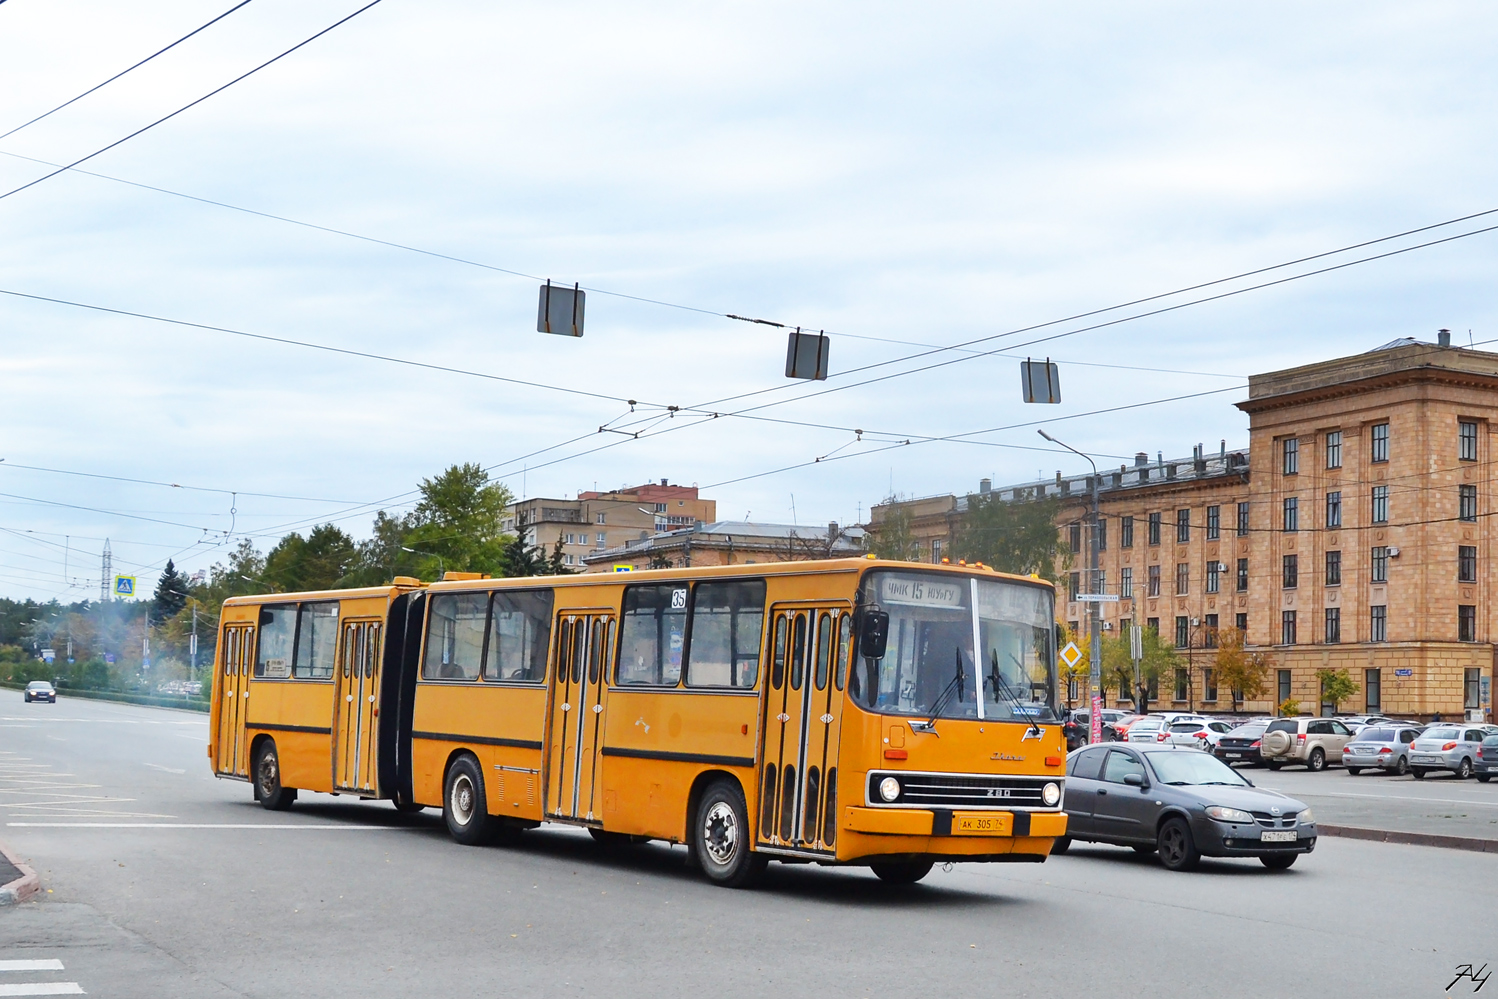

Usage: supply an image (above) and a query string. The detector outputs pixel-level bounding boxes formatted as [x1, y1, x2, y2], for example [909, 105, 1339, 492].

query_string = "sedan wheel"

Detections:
[1346, 767, 1362, 776]
[1412, 768, 1427, 779]
[1393, 757, 1409, 776]
[1156, 818, 1200, 872]
[1260, 853, 1297, 870]
[1457, 758, 1474, 780]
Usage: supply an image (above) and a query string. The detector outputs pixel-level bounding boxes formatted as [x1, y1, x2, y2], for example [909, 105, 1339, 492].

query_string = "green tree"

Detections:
[950, 493, 1065, 581]
[869, 495, 922, 561]
[1214, 628, 1270, 712]
[497, 535, 547, 577]
[264, 524, 358, 592]
[1316, 667, 1359, 714]
[401, 463, 516, 579]
[153, 560, 189, 619]
[547, 536, 573, 575]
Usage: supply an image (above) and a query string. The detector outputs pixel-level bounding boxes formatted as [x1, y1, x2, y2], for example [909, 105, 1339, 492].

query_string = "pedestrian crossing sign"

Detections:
[114, 575, 136, 597]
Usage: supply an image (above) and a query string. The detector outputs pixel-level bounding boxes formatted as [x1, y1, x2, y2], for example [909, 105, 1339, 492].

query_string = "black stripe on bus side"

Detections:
[600, 746, 755, 768]
[411, 731, 543, 750]
[247, 722, 331, 735]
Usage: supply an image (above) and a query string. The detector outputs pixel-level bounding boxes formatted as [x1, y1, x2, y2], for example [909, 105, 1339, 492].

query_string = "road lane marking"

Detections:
[0, 963, 64, 973]
[143, 764, 186, 774]
[8, 823, 423, 830]
[0, 985, 85, 996]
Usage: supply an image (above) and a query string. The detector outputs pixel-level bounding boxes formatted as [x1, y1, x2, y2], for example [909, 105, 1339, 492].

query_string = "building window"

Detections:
[1147, 564, 1161, 597]
[1371, 485, 1388, 524]
[1371, 546, 1388, 583]
[1326, 491, 1341, 529]
[1370, 605, 1387, 642]
[1460, 484, 1478, 522]
[1282, 437, 1299, 475]
[1203, 668, 1218, 702]
[597, 513, 607, 524]
[1146, 616, 1160, 636]
[1326, 430, 1342, 469]
[1325, 607, 1341, 644]
[1175, 563, 1189, 595]
[1068, 572, 1080, 601]
[1098, 518, 1107, 551]
[931, 539, 943, 563]
[1175, 616, 1189, 648]
[1236, 612, 1248, 633]
[1068, 523, 1082, 554]
[1282, 554, 1298, 589]
[1174, 667, 1189, 701]
[1281, 611, 1297, 645]
[1466, 667, 1482, 708]
[1236, 558, 1249, 592]
[1204, 614, 1218, 646]
[1236, 502, 1249, 537]
[1148, 512, 1161, 546]
[1460, 545, 1478, 583]
[1206, 560, 1220, 594]
[1460, 605, 1478, 643]
[1460, 420, 1479, 462]
[1206, 505, 1220, 540]
[1176, 509, 1190, 543]
[1365, 669, 1380, 711]
[1121, 516, 1134, 548]
[1370, 422, 1389, 463]
[1282, 497, 1298, 532]
[1120, 567, 1133, 599]
[596, 533, 606, 547]
[1325, 550, 1341, 586]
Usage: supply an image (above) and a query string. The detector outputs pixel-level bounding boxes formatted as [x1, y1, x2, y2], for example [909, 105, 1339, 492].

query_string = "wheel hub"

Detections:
[702, 801, 738, 867]
[452, 775, 474, 824]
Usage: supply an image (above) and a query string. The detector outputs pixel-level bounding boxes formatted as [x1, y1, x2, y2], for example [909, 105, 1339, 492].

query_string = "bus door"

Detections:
[214, 625, 254, 777]
[545, 612, 615, 823]
[333, 619, 382, 794]
[759, 606, 838, 849]
[800, 609, 852, 852]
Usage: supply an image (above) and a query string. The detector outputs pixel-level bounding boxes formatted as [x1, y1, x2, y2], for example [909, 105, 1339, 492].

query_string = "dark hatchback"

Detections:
[1214, 720, 1270, 766]
[1055, 744, 1316, 871]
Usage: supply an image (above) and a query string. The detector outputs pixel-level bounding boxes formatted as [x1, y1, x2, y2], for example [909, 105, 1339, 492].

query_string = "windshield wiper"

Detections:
[915, 647, 966, 734]
[993, 651, 1043, 737]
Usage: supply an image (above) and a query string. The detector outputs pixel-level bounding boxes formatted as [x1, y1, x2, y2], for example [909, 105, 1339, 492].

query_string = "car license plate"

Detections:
[1224, 752, 1242, 759]
[1260, 831, 1297, 843]
[1413, 755, 1439, 764]
[953, 812, 1008, 836]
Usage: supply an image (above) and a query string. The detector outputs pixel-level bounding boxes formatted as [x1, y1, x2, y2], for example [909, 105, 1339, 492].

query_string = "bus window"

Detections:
[617, 585, 688, 686]
[424, 593, 486, 681]
[814, 612, 831, 690]
[835, 614, 852, 691]
[485, 590, 552, 683]
[789, 614, 807, 690]
[770, 615, 787, 690]
[685, 580, 765, 689]
[294, 602, 339, 679]
[256, 604, 296, 678]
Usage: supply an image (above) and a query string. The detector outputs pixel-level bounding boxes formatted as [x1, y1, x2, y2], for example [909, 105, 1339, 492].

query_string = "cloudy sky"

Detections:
[0, 0, 1495, 600]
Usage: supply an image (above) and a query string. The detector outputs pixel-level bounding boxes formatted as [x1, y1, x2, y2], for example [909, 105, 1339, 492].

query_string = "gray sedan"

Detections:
[1056, 744, 1317, 871]
[1409, 725, 1490, 779]
[1342, 725, 1421, 775]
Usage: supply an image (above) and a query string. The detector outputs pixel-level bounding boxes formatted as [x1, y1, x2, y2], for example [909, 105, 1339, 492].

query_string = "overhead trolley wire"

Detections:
[0, 0, 256, 142]
[0, 0, 385, 204]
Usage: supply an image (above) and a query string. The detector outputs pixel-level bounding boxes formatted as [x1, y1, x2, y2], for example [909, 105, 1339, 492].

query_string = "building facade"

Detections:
[583, 521, 865, 572]
[506, 480, 716, 568]
[871, 337, 1497, 720]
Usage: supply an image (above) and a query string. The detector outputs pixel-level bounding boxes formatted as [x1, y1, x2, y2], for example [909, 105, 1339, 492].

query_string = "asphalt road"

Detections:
[0, 690, 1493, 998]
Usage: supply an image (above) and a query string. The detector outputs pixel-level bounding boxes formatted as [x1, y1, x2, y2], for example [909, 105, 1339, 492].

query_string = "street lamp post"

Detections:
[1039, 429, 1102, 744]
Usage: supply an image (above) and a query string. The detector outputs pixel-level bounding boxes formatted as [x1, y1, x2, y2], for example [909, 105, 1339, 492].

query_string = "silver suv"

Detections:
[1259, 717, 1355, 772]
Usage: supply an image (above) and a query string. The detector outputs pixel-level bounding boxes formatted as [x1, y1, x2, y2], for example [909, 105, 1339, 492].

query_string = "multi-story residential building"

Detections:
[583, 521, 866, 572]
[506, 480, 715, 568]
[870, 335, 1496, 720]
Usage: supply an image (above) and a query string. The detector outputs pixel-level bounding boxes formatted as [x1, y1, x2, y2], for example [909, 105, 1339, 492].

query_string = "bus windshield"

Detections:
[850, 570, 1058, 724]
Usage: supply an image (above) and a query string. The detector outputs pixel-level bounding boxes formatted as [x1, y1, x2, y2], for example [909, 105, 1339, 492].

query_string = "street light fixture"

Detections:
[1038, 429, 1103, 744]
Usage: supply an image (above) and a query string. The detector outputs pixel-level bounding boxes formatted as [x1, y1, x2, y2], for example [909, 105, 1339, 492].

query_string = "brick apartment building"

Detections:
[583, 521, 866, 572]
[872, 336, 1497, 720]
[505, 480, 715, 568]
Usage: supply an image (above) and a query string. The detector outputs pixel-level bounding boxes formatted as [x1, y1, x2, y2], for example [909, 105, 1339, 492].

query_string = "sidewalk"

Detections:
[0, 841, 39, 905]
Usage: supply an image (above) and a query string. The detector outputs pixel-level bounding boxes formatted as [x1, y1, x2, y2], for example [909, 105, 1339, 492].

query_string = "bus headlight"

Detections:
[1042, 782, 1061, 806]
[878, 777, 901, 802]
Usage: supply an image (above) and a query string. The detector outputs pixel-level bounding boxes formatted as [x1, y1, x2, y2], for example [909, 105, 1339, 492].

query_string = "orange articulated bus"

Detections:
[209, 558, 1068, 887]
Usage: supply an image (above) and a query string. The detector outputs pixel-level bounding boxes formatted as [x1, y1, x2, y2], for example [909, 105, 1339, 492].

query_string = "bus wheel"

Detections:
[692, 780, 765, 888]
[392, 801, 425, 814]
[255, 741, 297, 811]
[870, 861, 934, 884]
[443, 756, 493, 846]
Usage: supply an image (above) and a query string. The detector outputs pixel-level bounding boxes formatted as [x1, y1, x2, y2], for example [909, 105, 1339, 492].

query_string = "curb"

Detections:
[0, 841, 39, 906]
[1319, 824, 1498, 854]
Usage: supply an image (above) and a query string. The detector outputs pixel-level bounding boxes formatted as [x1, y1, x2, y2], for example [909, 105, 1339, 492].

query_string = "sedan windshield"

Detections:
[1146, 752, 1250, 786]
[849, 570, 1058, 723]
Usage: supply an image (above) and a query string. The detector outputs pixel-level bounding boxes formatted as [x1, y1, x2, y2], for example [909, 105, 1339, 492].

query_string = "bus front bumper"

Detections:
[844, 806, 1066, 840]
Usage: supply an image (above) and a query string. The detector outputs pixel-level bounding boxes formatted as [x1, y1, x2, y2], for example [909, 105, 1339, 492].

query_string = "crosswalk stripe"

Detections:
[0, 985, 85, 996]
[0, 964, 64, 973]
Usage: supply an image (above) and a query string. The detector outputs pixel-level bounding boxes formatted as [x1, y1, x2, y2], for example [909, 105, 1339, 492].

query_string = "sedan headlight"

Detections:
[1298, 808, 1315, 825]
[1042, 782, 1061, 806]
[878, 777, 901, 802]
[1205, 805, 1255, 823]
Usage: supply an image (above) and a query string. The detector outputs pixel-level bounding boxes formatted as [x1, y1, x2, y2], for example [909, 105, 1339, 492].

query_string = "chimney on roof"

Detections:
[1439, 328, 1452, 347]
[979, 478, 991, 495]
[1220, 439, 1226, 458]
[828, 521, 838, 540]
[1135, 452, 1148, 466]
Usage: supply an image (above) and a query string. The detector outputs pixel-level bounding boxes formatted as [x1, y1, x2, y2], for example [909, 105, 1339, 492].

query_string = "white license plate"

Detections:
[1412, 755, 1440, 764]
[1223, 752, 1243, 758]
[1260, 830, 1297, 843]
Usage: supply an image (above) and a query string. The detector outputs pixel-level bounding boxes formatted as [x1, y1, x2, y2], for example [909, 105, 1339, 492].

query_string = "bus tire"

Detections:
[691, 780, 764, 888]
[870, 861, 934, 884]
[443, 755, 493, 846]
[393, 801, 425, 814]
[255, 741, 297, 811]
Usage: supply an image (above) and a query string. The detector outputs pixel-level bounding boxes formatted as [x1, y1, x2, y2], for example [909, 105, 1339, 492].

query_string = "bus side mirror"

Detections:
[858, 611, 889, 661]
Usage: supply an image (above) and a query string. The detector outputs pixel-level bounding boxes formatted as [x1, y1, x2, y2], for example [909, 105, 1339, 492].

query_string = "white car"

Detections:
[1126, 717, 1172, 743]
[1163, 719, 1234, 749]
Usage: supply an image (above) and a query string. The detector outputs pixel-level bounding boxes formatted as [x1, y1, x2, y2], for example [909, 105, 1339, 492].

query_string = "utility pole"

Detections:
[190, 602, 198, 681]
[1039, 430, 1101, 744]
[100, 539, 112, 603]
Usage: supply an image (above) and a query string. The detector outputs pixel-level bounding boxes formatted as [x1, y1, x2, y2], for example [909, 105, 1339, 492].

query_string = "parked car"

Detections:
[1409, 724, 1490, 779]
[1475, 733, 1498, 782]
[1341, 725, 1421, 775]
[1215, 720, 1270, 766]
[1055, 744, 1317, 871]
[1104, 712, 1142, 741]
[1126, 717, 1172, 743]
[1259, 717, 1355, 771]
[1063, 711, 1091, 750]
[1164, 720, 1234, 749]
[23, 680, 56, 703]
[1340, 715, 1393, 733]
